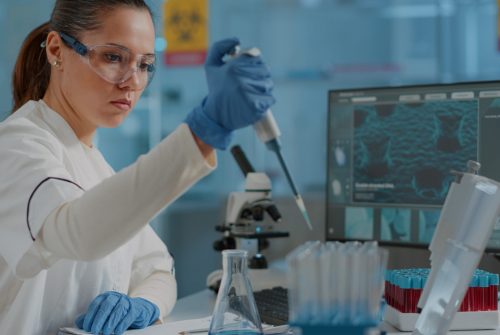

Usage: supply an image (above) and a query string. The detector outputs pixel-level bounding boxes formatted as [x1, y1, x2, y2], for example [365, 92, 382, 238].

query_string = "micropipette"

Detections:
[231, 47, 313, 230]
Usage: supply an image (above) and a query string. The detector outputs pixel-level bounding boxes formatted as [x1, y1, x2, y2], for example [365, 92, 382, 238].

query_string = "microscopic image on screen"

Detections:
[418, 209, 441, 243]
[333, 142, 349, 168]
[352, 100, 478, 205]
[345, 207, 374, 239]
[380, 208, 411, 241]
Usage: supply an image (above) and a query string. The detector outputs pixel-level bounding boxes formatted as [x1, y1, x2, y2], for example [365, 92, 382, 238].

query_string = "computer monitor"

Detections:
[326, 81, 500, 252]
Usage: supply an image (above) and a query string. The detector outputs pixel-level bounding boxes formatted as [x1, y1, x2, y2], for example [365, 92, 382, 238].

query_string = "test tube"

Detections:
[368, 247, 388, 322]
[335, 243, 349, 324]
[349, 245, 362, 323]
[411, 276, 422, 313]
[479, 274, 489, 311]
[304, 242, 322, 322]
[470, 275, 479, 312]
[461, 284, 470, 312]
[319, 243, 333, 323]
[286, 241, 321, 324]
[395, 272, 402, 312]
[330, 242, 343, 324]
[398, 275, 409, 313]
[384, 270, 391, 308]
[489, 273, 499, 311]
[391, 271, 397, 310]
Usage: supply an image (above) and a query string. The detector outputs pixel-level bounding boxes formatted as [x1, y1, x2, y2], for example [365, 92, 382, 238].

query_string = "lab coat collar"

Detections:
[36, 99, 92, 151]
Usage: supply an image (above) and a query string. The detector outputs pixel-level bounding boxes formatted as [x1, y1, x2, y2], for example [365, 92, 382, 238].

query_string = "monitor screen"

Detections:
[326, 81, 500, 252]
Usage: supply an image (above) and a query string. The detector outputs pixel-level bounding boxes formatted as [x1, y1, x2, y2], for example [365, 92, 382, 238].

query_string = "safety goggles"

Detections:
[59, 32, 156, 89]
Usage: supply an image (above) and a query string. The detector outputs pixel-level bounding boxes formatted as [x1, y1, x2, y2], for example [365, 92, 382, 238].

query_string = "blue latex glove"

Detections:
[75, 291, 159, 335]
[185, 37, 276, 150]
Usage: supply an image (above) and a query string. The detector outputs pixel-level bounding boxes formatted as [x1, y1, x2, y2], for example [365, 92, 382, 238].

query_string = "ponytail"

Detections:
[11, 22, 50, 113]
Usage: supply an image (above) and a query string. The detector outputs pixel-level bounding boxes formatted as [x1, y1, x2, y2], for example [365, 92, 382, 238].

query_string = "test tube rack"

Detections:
[383, 268, 500, 331]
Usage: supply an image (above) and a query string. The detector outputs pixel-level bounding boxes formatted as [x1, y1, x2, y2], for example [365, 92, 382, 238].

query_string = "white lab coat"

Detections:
[0, 100, 214, 334]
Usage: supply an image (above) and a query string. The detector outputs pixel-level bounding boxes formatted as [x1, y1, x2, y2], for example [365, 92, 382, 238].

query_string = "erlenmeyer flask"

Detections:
[209, 250, 263, 335]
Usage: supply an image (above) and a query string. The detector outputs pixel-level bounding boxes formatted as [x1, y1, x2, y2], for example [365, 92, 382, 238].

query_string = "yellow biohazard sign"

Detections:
[164, 0, 209, 66]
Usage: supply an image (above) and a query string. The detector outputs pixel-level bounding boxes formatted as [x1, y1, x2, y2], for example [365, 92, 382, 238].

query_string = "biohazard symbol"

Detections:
[165, 0, 207, 48]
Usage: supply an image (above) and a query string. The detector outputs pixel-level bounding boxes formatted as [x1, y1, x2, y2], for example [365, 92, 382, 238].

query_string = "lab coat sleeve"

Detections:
[0, 119, 85, 278]
[37, 123, 215, 271]
[128, 226, 177, 321]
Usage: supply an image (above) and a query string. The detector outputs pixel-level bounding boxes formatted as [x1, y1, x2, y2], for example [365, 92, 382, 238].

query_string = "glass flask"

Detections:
[209, 250, 263, 335]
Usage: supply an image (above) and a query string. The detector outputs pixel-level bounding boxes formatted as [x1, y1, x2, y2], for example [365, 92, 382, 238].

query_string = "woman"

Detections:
[0, 0, 275, 334]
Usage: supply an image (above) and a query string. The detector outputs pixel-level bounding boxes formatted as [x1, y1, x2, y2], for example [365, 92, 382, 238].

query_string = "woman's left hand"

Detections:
[75, 291, 159, 335]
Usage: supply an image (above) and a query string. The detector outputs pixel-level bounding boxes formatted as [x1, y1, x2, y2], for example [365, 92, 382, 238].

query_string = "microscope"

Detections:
[212, 145, 289, 270]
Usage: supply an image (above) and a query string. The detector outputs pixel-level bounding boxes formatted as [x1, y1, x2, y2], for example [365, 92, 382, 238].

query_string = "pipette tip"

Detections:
[295, 195, 313, 230]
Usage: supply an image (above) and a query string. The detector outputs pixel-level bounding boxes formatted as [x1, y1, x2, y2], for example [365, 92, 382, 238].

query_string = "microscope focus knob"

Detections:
[249, 254, 268, 269]
[213, 237, 236, 252]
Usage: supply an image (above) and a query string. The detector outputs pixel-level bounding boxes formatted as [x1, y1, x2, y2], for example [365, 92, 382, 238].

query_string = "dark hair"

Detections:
[11, 0, 153, 112]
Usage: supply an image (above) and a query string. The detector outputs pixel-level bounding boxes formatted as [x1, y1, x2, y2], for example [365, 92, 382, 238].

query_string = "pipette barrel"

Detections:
[263, 136, 312, 229]
[231, 48, 312, 229]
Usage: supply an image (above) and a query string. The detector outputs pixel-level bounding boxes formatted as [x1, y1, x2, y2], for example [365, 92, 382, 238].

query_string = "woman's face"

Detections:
[60, 7, 155, 129]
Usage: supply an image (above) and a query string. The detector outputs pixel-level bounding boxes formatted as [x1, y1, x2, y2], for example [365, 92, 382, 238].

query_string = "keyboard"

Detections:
[254, 286, 289, 326]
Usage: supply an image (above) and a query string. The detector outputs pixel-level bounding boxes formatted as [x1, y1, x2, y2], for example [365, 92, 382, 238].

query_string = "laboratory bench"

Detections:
[64, 287, 498, 334]
[162, 265, 500, 335]
[164, 289, 500, 335]
[67, 267, 500, 334]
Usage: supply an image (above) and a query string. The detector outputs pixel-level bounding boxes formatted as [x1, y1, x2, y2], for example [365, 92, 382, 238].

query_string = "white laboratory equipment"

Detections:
[413, 161, 500, 335]
[212, 145, 289, 270]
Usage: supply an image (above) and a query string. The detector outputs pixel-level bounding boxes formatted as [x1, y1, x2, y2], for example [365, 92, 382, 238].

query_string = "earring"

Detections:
[51, 60, 61, 67]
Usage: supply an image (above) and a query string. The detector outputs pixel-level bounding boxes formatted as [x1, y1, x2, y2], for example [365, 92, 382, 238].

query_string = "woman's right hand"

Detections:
[185, 37, 276, 150]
